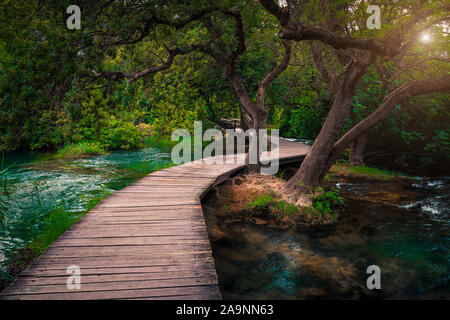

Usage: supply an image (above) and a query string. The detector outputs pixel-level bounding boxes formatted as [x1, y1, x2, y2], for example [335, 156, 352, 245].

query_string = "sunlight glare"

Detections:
[421, 33, 431, 42]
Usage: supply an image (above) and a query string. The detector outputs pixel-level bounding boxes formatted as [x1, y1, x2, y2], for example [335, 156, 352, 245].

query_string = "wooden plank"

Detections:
[16, 271, 218, 286]
[1, 286, 222, 300]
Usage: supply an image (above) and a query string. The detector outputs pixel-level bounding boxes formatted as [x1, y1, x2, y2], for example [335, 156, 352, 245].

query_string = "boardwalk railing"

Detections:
[1, 139, 310, 300]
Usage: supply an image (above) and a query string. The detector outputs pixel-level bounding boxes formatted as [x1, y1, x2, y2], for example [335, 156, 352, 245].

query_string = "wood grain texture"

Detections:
[0, 139, 310, 300]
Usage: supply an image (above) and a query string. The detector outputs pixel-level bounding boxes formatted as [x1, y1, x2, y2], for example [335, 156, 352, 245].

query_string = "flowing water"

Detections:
[206, 177, 450, 299]
[0, 148, 171, 272]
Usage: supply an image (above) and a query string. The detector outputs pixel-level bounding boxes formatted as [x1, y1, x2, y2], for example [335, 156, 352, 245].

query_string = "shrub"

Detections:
[136, 123, 154, 136]
[99, 119, 143, 150]
[143, 135, 177, 151]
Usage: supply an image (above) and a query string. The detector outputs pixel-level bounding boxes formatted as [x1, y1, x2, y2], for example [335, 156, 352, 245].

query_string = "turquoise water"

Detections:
[205, 177, 450, 299]
[0, 148, 171, 270]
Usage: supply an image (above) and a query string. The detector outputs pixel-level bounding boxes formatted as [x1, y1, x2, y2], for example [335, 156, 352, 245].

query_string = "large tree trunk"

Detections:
[286, 52, 376, 189]
[348, 132, 367, 166]
[247, 108, 268, 173]
[286, 66, 364, 187]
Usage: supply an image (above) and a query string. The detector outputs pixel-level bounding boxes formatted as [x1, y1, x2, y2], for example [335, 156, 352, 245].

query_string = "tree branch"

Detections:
[309, 42, 337, 93]
[257, 40, 292, 104]
[92, 48, 193, 82]
[333, 74, 450, 154]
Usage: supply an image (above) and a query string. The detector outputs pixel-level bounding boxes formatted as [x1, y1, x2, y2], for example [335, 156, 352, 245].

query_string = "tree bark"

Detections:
[286, 56, 373, 188]
[348, 132, 367, 166]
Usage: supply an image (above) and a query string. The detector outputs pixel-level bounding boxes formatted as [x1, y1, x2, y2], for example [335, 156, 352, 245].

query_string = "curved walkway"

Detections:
[1, 139, 310, 300]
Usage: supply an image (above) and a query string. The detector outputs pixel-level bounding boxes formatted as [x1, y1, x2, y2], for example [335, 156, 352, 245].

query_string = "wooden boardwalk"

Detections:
[1, 139, 310, 300]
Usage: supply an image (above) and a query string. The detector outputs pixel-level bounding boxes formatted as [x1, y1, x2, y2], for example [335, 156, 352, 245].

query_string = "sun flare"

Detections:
[421, 33, 431, 42]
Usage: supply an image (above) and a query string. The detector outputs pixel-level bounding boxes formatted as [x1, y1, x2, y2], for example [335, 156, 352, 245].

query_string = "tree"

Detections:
[86, 1, 293, 170]
[260, 0, 450, 193]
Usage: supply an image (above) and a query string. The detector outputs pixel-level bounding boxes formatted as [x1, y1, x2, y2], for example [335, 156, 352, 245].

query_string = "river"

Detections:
[0, 148, 171, 273]
[204, 175, 450, 299]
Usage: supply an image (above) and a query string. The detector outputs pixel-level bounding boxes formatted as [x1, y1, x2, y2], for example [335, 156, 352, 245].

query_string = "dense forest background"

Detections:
[0, 0, 449, 176]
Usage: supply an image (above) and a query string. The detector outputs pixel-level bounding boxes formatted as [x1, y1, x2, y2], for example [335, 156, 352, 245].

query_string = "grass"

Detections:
[327, 161, 409, 182]
[247, 194, 299, 216]
[245, 192, 339, 226]
[272, 200, 299, 216]
[348, 164, 405, 178]
[4, 190, 112, 282]
[27, 205, 76, 256]
[28, 190, 112, 257]
[247, 194, 276, 210]
[56, 141, 107, 158]
[0, 153, 15, 223]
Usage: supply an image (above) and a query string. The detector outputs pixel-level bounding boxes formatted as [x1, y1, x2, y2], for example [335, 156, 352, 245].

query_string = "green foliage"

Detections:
[313, 187, 344, 215]
[247, 194, 299, 216]
[99, 118, 143, 151]
[247, 194, 276, 210]
[28, 189, 112, 257]
[28, 204, 75, 256]
[271, 200, 299, 216]
[350, 67, 450, 176]
[143, 136, 177, 151]
[0, 0, 448, 177]
[287, 106, 328, 140]
[57, 142, 107, 158]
